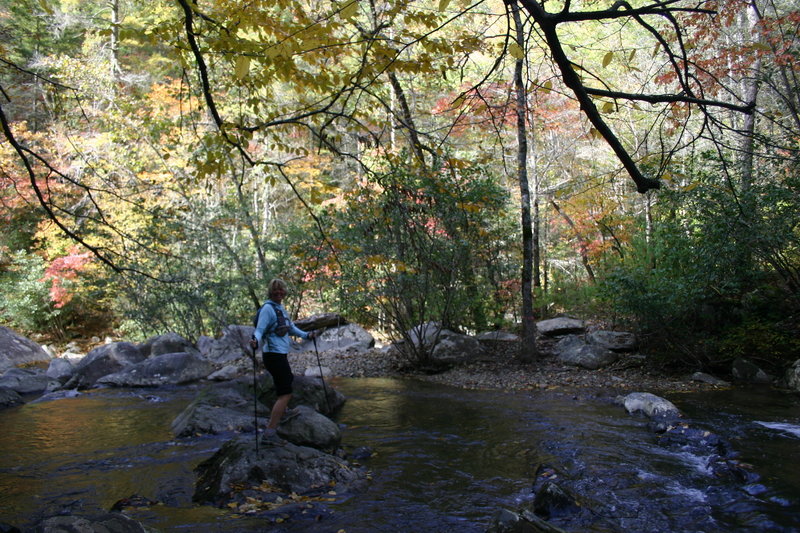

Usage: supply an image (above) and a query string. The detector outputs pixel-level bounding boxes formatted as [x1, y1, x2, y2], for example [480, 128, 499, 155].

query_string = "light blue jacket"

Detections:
[253, 300, 310, 354]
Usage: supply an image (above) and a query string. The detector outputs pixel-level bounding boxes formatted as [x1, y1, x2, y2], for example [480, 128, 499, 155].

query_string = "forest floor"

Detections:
[292, 340, 725, 396]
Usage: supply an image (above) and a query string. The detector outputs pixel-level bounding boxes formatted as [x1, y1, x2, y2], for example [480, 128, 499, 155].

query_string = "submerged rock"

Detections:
[29, 513, 154, 533]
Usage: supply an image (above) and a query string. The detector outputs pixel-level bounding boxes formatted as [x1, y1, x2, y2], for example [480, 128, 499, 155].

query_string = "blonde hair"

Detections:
[267, 278, 288, 299]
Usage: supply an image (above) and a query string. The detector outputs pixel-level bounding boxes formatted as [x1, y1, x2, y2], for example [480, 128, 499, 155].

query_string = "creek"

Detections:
[0, 378, 798, 532]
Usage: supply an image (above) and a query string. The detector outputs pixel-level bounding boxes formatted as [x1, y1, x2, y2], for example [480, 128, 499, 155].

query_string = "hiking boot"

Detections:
[281, 408, 300, 422]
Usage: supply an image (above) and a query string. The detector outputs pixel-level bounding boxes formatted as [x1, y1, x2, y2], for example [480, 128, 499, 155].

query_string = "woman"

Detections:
[250, 278, 315, 437]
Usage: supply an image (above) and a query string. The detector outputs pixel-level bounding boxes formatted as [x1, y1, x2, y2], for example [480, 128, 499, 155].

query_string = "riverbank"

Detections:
[291, 343, 720, 394]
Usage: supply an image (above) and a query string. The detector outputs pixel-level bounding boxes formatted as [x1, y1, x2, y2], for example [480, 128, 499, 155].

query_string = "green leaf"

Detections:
[508, 42, 524, 60]
[341, 0, 358, 20]
[235, 56, 251, 80]
[439, 0, 452, 11]
[38, 0, 53, 14]
[602, 101, 614, 113]
[602, 51, 613, 68]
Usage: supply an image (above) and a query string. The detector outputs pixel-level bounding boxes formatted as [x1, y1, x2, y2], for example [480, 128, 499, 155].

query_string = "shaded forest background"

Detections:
[0, 0, 798, 374]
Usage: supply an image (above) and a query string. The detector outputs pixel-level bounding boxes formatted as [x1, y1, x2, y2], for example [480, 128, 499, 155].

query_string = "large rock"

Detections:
[476, 330, 520, 342]
[0, 368, 60, 395]
[171, 379, 262, 437]
[0, 326, 51, 372]
[732, 357, 773, 384]
[193, 437, 365, 506]
[554, 336, 618, 370]
[46, 357, 75, 384]
[396, 322, 488, 370]
[0, 387, 23, 409]
[786, 359, 800, 392]
[172, 376, 346, 438]
[587, 330, 637, 352]
[203, 325, 254, 364]
[63, 342, 146, 389]
[140, 332, 200, 358]
[97, 352, 214, 387]
[620, 392, 680, 419]
[29, 513, 153, 533]
[259, 375, 345, 417]
[292, 323, 374, 354]
[277, 405, 341, 453]
[536, 317, 585, 337]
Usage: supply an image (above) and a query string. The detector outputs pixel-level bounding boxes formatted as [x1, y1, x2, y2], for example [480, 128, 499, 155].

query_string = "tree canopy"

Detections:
[0, 0, 797, 370]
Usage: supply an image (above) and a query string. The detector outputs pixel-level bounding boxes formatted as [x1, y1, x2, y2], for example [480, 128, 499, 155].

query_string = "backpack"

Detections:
[253, 301, 289, 336]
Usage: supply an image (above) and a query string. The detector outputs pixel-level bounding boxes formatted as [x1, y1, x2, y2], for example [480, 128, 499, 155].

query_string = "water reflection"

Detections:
[0, 380, 798, 532]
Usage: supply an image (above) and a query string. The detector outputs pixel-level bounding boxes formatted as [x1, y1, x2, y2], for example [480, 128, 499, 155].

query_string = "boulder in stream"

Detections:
[63, 342, 146, 389]
[0, 387, 23, 409]
[277, 405, 341, 453]
[0, 368, 60, 395]
[258, 374, 345, 417]
[96, 352, 213, 387]
[619, 392, 680, 420]
[193, 436, 366, 507]
[171, 379, 262, 437]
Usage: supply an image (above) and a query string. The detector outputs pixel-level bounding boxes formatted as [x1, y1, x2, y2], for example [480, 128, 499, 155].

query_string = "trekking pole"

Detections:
[251, 345, 259, 457]
[312, 335, 332, 414]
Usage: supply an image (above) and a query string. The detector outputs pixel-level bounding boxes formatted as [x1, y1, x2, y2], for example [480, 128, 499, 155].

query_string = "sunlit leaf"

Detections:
[341, 0, 358, 20]
[602, 51, 613, 67]
[439, 0, 451, 11]
[234, 56, 251, 80]
[508, 42, 524, 60]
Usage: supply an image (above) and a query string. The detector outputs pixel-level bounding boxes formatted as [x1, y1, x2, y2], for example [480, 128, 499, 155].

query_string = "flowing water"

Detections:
[1, 379, 799, 532]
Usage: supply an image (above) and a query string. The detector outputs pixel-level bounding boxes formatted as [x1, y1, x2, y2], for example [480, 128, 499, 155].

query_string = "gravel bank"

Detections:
[292, 344, 721, 395]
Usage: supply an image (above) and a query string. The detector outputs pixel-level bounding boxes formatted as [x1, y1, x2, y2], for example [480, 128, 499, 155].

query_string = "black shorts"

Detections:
[262, 352, 294, 396]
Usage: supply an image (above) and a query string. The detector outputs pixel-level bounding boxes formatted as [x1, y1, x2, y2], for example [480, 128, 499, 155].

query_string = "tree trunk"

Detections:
[509, 0, 538, 362]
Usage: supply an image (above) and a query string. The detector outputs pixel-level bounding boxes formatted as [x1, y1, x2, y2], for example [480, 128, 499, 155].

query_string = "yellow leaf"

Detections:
[439, 0, 451, 10]
[38, 0, 53, 14]
[602, 51, 613, 68]
[682, 182, 700, 191]
[541, 80, 553, 92]
[508, 42, 524, 60]
[602, 101, 614, 113]
[235, 56, 250, 80]
[628, 49, 636, 61]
